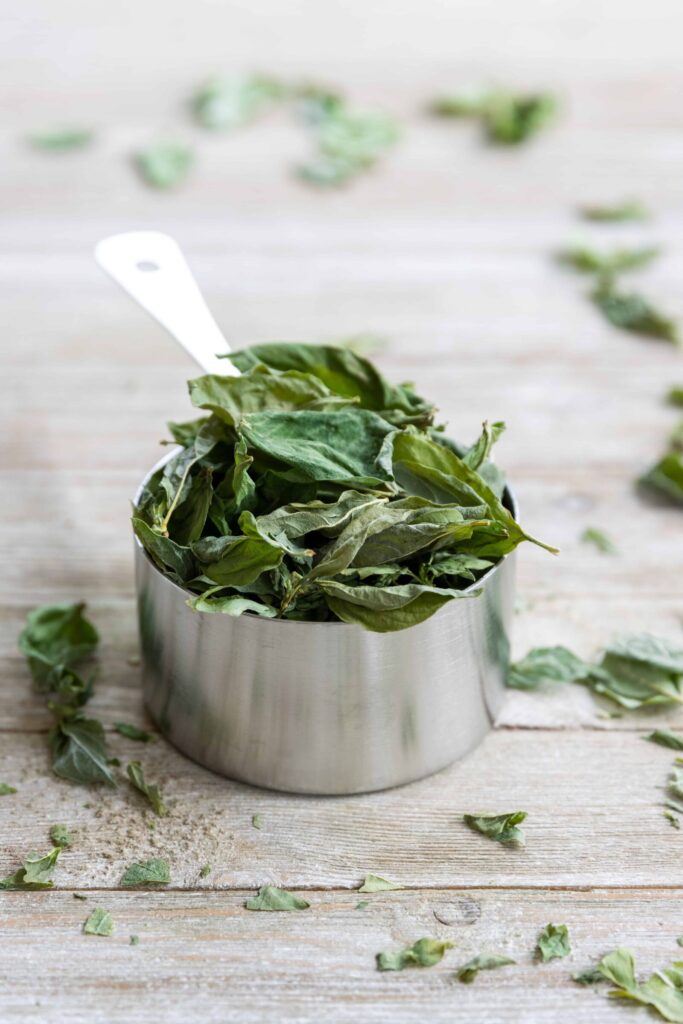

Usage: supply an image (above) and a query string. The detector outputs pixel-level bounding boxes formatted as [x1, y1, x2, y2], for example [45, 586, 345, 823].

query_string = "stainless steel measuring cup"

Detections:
[96, 232, 516, 794]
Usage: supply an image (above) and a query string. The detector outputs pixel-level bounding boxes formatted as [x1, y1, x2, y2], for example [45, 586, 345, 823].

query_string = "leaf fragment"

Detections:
[135, 142, 193, 190]
[49, 824, 72, 848]
[0, 847, 61, 890]
[28, 129, 93, 151]
[536, 923, 571, 962]
[581, 527, 618, 555]
[358, 873, 402, 893]
[0, 783, 17, 795]
[126, 761, 168, 817]
[244, 885, 310, 911]
[83, 907, 114, 936]
[646, 730, 683, 751]
[114, 722, 156, 743]
[592, 278, 678, 344]
[376, 937, 454, 971]
[120, 858, 170, 887]
[463, 811, 527, 846]
[456, 952, 516, 983]
[579, 199, 650, 222]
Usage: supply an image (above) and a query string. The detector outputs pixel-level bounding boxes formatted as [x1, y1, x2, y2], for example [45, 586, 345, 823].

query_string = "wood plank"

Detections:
[0, 887, 679, 1023]
[1, 730, 681, 889]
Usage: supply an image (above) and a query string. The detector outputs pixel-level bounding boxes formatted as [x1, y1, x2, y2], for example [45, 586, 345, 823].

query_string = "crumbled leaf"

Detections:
[592, 278, 678, 344]
[251, 814, 262, 830]
[463, 812, 527, 846]
[646, 730, 683, 751]
[0, 847, 61, 890]
[677, 938, 683, 948]
[135, 142, 193, 190]
[356, 900, 369, 910]
[507, 646, 590, 690]
[640, 451, 683, 506]
[114, 722, 156, 743]
[130, 935, 139, 945]
[665, 809, 680, 829]
[192, 75, 285, 130]
[49, 716, 117, 786]
[668, 388, 683, 409]
[0, 783, 17, 795]
[83, 907, 114, 936]
[245, 885, 310, 911]
[297, 98, 399, 186]
[49, 824, 72, 848]
[456, 953, 516, 983]
[376, 937, 454, 971]
[559, 245, 659, 275]
[580, 199, 650, 223]
[359, 873, 402, 893]
[126, 761, 168, 817]
[537, 923, 571, 962]
[120, 858, 170, 887]
[27, 129, 93, 151]
[18, 602, 98, 697]
[73, 892, 87, 900]
[581, 527, 618, 555]
[573, 966, 607, 985]
[431, 88, 556, 145]
[199, 864, 212, 878]
[600, 947, 683, 1022]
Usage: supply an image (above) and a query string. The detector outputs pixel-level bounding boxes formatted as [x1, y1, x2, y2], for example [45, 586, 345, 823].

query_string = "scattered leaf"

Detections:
[359, 873, 402, 893]
[356, 900, 369, 910]
[120, 858, 170, 887]
[573, 966, 607, 985]
[135, 142, 193, 190]
[431, 88, 557, 145]
[456, 953, 516, 983]
[126, 761, 168, 817]
[0, 847, 61, 890]
[49, 824, 72, 848]
[558, 245, 660, 275]
[579, 199, 650, 223]
[668, 388, 683, 409]
[114, 722, 156, 743]
[27, 129, 93, 151]
[251, 814, 262, 830]
[592, 278, 678, 344]
[646, 730, 683, 751]
[130, 935, 139, 945]
[640, 451, 683, 507]
[463, 812, 527, 846]
[536, 923, 571, 962]
[83, 907, 114, 936]
[0, 783, 17, 795]
[49, 716, 117, 786]
[199, 864, 212, 878]
[245, 885, 310, 911]
[376, 937, 454, 971]
[665, 809, 680, 829]
[192, 75, 285, 130]
[581, 527, 618, 555]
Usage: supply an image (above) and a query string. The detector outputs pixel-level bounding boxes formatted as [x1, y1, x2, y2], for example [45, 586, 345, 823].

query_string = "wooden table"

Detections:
[2, 1, 682, 1020]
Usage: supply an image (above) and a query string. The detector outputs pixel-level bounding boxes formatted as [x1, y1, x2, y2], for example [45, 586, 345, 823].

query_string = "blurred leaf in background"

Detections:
[192, 74, 286, 130]
[27, 129, 94, 152]
[135, 141, 194, 189]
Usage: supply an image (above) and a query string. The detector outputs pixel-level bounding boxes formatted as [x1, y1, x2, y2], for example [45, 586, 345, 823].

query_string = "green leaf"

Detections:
[536, 923, 571, 962]
[559, 246, 660, 275]
[507, 646, 591, 690]
[191, 534, 283, 587]
[49, 824, 72, 848]
[431, 88, 556, 145]
[27, 129, 93, 151]
[120, 859, 170, 887]
[358, 873, 402, 893]
[580, 199, 650, 222]
[599, 947, 638, 990]
[189, 367, 351, 425]
[83, 907, 114, 936]
[192, 75, 285, 130]
[135, 142, 193, 190]
[463, 811, 527, 846]
[0, 847, 61, 890]
[252, 814, 263, 830]
[298, 103, 399, 187]
[646, 730, 683, 751]
[244, 885, 310, 911]
[592, 279, 678, 344]
[456, 953, 516, 983]
[114, 722, 156, 743]
[376, 938, 454, 972]
[130, 935, 139, 945]
[187, 593, 277, 616]
[18, 602, 98, 695]
[356, 900, 369, 910]
[199, 864, 212, 878]
[668, 387, 683, 409]
[640, 451, 683, 506]
[126, 761, 168, 817]
[239, 409, 397, 490]
[665, 809, 680, 829]
[581, 527, 618, 555]
[227, 343, 434, 428]
[573, 966, 607, 985]
[132, 517, 195, 581]
[49, 716, 117, 786]
[0, 783, 17, 795]
[319, 580, 468, 632]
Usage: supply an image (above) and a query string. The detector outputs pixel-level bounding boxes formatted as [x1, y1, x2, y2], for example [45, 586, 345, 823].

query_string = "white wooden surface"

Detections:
[2, 1, 683, 1021]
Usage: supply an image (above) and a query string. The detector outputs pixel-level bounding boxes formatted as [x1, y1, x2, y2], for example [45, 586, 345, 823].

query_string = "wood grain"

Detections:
[3, 0, 683, 1019]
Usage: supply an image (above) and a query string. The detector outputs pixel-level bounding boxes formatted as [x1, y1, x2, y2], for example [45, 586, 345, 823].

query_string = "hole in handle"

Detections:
[137, 260, 160, 272]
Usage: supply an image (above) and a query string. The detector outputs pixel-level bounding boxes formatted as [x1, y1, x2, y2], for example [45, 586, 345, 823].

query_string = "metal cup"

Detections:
[135, 456, 516, 795]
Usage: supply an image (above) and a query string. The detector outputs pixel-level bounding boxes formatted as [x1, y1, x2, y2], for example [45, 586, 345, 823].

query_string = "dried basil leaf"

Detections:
[640, 451, 683, 506]
[456, 953, 516, 983]
[358, 873, 402, 893]
[114, 722, 156, 743]
[28, 129, 93, 151]
[600, 947, 683, 1022]
[580, 199, 649, 222]
[376, 937, 454, 972]
[536, 923, 571, 962]
[463, 811, 527, 846]
[251, 814, 263, 830]
[83, 907, 114, 936]
[0, 783, 17, 795]
[646, 730, 683, 751]
[297, 102, 399, 187]
[49, 716, 117, 786]
[245, 885, 310, 911]
[581, 527, 618, 555]
[193, 75, 285, 130]
[126, 761, 168, 817]
[573, 966, 607, 985]
[431, 88, 556, 145]
[592, 278, 678, 344]
[668, 388, 683, 409]
[507, 646, 590, 690]
[18, 602, 98, 699]
[120, 858, 170, 887]
[135, 142, 193, 190]
[49, 824, 72, 848]
[199, 864, 212, 878]
[558, 245, 659, 275]
[0, 847, 61, 890]
[665, 810, 680, 829]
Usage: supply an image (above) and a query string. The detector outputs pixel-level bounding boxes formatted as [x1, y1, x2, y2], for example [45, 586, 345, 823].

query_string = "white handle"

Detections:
[94, 231, 238, 376]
